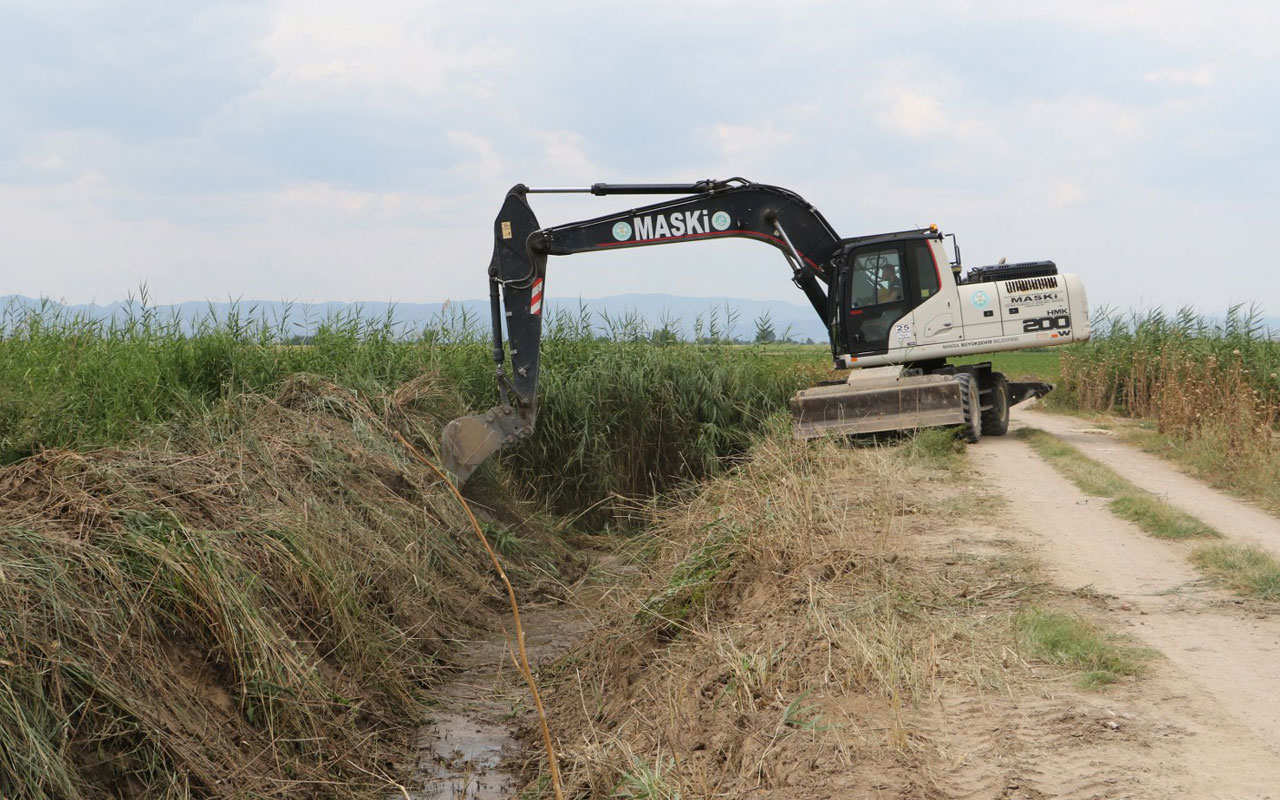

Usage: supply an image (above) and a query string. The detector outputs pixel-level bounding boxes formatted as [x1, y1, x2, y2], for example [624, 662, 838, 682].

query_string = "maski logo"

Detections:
[617, 209, 731, 241]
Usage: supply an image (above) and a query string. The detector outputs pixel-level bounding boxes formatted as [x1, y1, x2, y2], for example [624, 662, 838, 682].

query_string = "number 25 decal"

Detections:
[1022, 315, 1071, 333]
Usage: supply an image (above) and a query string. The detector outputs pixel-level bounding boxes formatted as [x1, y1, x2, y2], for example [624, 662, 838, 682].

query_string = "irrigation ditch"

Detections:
[404, 555, 631, 799]
[0, 313, 826, 799]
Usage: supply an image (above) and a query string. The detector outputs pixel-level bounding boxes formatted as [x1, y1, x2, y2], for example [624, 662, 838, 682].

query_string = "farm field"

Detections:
[954, 348, 1060, 382]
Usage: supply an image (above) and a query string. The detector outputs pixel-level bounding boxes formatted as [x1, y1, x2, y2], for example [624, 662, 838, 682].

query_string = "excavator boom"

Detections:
[443, 179, 847, 481]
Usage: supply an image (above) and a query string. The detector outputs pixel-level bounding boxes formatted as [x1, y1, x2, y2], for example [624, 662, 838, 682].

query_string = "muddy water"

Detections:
[404, 599, 599, 798]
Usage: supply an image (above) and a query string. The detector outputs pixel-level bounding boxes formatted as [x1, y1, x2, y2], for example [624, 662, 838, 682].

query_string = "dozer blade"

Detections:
[790, 374, 966, 439]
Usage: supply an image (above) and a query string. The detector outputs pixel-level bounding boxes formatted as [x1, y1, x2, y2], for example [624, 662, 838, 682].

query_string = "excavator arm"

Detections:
[442, 179, 845, 481]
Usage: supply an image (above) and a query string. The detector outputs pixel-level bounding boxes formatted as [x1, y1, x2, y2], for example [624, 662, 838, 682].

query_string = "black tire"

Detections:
[957, 373, 981, 443]
[981, 373, 1010, 437]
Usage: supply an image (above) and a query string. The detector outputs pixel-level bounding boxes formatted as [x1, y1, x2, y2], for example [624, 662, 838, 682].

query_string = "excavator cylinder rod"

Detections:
[526, 181, 726, 195]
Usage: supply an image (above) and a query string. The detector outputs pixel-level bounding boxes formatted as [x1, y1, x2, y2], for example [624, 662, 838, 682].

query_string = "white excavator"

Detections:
[442, 178, 1090, 481]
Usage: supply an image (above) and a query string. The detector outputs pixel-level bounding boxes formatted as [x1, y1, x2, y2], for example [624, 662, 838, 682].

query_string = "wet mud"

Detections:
[405, 596, 600, 798]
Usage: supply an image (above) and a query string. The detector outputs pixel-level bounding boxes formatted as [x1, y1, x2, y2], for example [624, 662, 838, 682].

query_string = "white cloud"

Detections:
[1025, 95, 1146, 147]
[708, 123, 793, 159]
[876, 90, 949, 139]
[20, 154, 67, 171]
[941, 0, 1280, 56]
[446, 130, 505, 183]
[261, 1, 513, 96]
[1144, 64, 1216, 87]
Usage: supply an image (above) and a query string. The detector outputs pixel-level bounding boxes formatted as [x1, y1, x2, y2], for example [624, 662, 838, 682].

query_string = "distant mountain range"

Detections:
[0, 293, 832, 343]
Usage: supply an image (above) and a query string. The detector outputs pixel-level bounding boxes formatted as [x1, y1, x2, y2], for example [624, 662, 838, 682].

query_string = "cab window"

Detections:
[849, 249, 904, 308]
[909, 241, 940, 299]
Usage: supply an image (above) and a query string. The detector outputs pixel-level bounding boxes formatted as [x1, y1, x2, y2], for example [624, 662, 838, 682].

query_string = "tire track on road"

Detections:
[968, 408, 1280, 799]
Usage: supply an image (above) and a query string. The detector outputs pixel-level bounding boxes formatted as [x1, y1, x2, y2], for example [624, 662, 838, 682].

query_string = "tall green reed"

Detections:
[0, 298, 826, 513]
[1055, 304, 1280, 508]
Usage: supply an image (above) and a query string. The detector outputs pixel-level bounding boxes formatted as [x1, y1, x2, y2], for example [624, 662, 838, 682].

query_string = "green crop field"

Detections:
[953, 349, 1061, 382]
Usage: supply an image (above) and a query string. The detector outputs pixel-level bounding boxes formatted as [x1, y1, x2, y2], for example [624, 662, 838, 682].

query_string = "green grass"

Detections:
[636, 517, 745, 629]
[1109, 493, 1221, 540]
[1015, 608, 1152, 688]
[1016, 428, 1219, 539]
[954, 349, 1060, 382]
[613, 755, 681, 800]
[1189, 544, 1280, 600]
[905, 426, 966, 470]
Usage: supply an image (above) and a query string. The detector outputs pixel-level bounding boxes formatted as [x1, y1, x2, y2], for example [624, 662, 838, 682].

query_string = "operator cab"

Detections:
[837, 228, 947, 356]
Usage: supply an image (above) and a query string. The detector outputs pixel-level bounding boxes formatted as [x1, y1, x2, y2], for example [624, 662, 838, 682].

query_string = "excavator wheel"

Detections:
[957, 373, 981, 444]
[981, 373, 1010, 437]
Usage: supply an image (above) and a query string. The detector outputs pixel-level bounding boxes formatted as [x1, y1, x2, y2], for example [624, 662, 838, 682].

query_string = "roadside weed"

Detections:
[1190, 544, 1280, 600]
[1016, 428, 1220, 540]
[1016, 608, 1152, 688]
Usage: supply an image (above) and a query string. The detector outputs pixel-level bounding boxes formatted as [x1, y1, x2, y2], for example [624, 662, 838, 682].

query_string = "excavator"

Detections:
[441, 178, 1090, 482]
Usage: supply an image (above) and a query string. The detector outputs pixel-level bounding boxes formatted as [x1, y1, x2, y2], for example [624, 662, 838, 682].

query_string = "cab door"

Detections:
[909, 239, 962, 346]
[841, 244, 909, 355]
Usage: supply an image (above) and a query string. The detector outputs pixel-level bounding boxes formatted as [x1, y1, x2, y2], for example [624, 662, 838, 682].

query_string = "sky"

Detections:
[2, 0, 1277, 314]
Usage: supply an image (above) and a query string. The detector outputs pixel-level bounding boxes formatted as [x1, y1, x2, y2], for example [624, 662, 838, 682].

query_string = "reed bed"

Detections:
[1054, 306, 1280, 509]
[0, 300, 824, 511]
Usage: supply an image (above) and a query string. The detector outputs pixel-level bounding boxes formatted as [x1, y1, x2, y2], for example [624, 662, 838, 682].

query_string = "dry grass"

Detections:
[1054, 306, 1280, 515]
[0, 373, 580, 799]
[527, 435, 1078, 797]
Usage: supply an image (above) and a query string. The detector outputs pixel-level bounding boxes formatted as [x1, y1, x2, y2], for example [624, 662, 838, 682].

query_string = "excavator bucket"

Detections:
[790, 372, 967, 439]
[440, 403, 532, 484]
[441, 414, 508, 484]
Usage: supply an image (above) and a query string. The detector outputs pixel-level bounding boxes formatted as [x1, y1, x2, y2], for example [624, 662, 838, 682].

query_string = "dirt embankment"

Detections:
[485, 436, 1178, 798]
[458, 413, 1280, 799]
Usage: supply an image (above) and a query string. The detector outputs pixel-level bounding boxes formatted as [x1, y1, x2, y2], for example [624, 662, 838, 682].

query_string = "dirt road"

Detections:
[964, 405, 1280, 799]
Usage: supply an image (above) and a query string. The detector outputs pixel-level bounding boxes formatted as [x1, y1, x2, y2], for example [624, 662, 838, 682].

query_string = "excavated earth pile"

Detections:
[0, 373, 580, 799]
